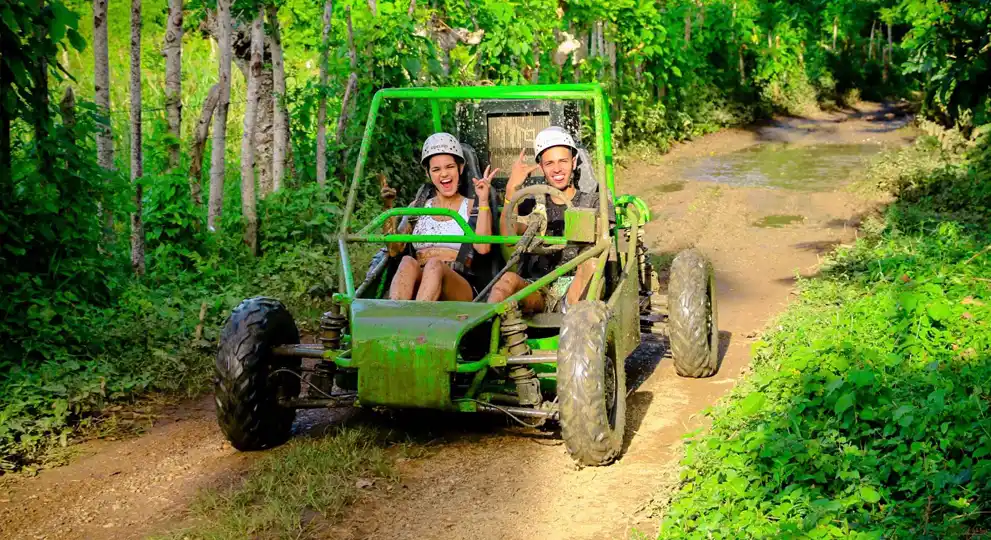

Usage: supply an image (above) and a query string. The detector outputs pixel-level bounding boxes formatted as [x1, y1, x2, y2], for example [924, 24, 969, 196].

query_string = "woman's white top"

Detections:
[411, 197, 470, 252]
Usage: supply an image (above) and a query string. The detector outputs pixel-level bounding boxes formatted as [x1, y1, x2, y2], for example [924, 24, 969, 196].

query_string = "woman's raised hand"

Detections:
[378, 173, 397, 209]
[472, 165, 499, 204]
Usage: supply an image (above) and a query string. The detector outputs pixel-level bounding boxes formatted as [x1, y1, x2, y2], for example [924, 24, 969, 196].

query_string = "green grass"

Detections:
[157, 426, 402, 540]
[653, 130, 991, 538]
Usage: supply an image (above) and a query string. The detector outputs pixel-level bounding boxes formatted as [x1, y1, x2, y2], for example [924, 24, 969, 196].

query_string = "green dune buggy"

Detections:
[214, 83, 719, 466]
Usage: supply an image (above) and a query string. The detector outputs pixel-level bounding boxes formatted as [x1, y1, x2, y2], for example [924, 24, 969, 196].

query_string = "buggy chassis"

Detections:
[214, 84, 718, 466]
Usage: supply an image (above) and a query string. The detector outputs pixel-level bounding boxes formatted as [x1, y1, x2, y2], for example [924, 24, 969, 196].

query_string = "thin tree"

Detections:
[268, 4, 287, 193]
[334, 6, 357, 183]
[32, 1, 53, 179]
[207, 0, 232, 231]
[241, 9, 263, 255]
[315, 0, 332, 185]
[189, 83, 220, 204]
[93, 0, 113, 173]
[164, 0, 183, 170]
[130, 0, 146, 274]
[335, 5, 357, 144]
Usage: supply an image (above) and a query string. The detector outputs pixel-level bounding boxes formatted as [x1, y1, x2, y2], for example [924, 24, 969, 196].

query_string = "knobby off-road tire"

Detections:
[558, 301, 626, 466]
[215, 297, 301, 450]
[668, 249, 719, 378]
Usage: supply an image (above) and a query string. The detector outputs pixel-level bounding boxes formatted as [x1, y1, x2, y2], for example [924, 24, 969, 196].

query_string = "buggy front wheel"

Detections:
[215, 297, 301, 450]
[558, 301, 626, 466]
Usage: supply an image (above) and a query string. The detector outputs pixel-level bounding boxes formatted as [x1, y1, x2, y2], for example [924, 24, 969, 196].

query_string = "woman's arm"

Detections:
[379, 173, 409, 257]
[471, 166, 499, 254]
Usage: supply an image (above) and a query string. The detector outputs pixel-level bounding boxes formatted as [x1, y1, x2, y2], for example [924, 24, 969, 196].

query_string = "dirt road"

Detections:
[0, 102, 915, 540]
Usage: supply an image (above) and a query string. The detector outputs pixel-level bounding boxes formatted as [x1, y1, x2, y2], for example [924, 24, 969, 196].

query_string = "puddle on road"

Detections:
[752, 214, 805, 228]
[654, 181, 686, 193]
[679, 143, 887, 191]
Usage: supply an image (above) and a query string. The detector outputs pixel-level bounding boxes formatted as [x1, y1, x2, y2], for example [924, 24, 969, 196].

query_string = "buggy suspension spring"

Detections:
[319, 304, 347, 350]
[500, 302, 530, 356]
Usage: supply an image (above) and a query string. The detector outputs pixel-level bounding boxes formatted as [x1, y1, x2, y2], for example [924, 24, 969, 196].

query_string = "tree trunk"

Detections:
[253, 69, 274, 193]
[130, 0, 146, 275]
[164, 0, 183, 170]
[60, 87, 75, 125]
[367, 0, 376, 16]
[268, 5, 288, 193]
[869, 20, 876, 59]
[739, 45, 745, 84]
[32, 2, 52, 179]
[59, 88, 76, 168]
[208, 0, 232, 232]
[93, 0, 112, 171]
[407, 0, 415, 17]
[335, 5, 357, 144]
[92, 0, 113, 235]
[832, 16, 837, 50]
[683, 8, 691, 48]
[883, 23, 892, 81]
[607, 27, 616, 81]
[315, 0, 332, 186]
[241, 9, 262, 255]
[189, 83, 219, 205]
[531, 36, 540, 83]
[335, 6, 357, 183]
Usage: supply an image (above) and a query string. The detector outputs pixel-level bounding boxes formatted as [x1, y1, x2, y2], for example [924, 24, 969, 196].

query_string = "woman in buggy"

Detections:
[379, 132, 499, 301]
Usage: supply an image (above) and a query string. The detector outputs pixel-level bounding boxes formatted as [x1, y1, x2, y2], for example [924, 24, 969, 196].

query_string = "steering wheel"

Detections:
[504, 185, 573, 255]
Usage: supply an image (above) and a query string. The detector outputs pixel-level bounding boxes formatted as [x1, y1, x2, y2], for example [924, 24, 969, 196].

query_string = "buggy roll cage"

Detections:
[336, 83, 639, 312]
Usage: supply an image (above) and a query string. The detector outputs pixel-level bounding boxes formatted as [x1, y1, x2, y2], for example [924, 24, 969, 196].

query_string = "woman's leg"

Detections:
[389, 256, 421, 300]
[417, 258, 474, 301]
[487, 272, 544, 313]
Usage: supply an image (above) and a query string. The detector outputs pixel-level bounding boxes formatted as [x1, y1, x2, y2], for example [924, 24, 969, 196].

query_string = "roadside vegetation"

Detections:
[655, 121, 991, 536]
[158, 426, 401, 540]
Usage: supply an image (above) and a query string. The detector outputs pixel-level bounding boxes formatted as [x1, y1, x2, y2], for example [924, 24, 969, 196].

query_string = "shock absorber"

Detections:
[319, 301, 347, 350]
[500, 301, 530, 356]
[509, 366, 542, 407]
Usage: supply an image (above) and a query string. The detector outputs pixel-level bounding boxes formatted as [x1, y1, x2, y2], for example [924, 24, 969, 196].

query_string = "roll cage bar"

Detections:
[336, 84, 617, 304]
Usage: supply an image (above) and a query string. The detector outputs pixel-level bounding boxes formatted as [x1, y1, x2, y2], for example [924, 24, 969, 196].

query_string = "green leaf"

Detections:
[849, 370, 875, 388]
[899, 293, 920, 313]
[739, 392, 766, 416]
[671, 66, 682, 78]
[927, 301, 951, 321]
[67, 28, 86, 52]
[860, 486, 881, 504]
[834, 392, 855, 415]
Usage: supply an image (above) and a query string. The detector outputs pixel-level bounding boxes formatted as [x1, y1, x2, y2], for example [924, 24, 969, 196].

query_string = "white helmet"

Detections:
[533, 126, 578, 163]
[420, 132, 465, 167]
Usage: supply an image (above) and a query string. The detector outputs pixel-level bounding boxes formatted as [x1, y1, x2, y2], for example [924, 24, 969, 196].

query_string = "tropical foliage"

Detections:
[0, 0, 988, 479]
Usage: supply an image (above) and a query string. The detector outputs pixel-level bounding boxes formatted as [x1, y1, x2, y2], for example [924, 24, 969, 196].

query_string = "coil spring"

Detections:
[319, 309, 347, 350]
[500, 302, 530, 356]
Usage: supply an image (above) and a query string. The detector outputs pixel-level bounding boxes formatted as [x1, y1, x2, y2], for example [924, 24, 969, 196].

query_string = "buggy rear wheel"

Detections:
[215, 297, 301, 450]
[558, 301, 626, 466]
[668, 249, 719, 378]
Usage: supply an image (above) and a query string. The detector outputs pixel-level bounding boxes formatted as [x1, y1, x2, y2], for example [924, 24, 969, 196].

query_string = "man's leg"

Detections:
[389, 256, 421, 300]
[488, 272, 544, 313]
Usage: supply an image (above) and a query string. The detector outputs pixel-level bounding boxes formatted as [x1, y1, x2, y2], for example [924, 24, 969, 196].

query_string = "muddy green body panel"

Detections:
[349, 299, 494, 409]
[564, 208, 598, 242]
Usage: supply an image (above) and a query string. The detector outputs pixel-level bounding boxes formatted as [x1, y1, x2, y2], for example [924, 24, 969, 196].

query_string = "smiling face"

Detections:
[427, 154, 464, 197]
[538, 146, 575, 190]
